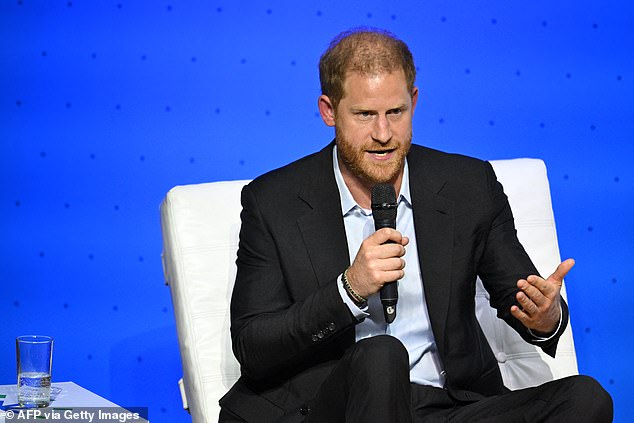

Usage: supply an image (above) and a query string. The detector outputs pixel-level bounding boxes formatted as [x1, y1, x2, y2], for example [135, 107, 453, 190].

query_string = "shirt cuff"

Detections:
[527, 303, 563, 341]
[337, 273, 369, 320]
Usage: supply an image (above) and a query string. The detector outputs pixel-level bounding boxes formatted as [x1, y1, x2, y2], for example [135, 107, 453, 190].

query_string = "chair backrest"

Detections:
[160, 158, 578, 423]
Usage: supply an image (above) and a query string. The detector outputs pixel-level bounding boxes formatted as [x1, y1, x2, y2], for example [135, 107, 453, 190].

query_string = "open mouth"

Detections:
[367, 148, 396, 157]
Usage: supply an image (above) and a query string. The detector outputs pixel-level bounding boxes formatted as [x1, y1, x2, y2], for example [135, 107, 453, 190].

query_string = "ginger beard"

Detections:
[335, 129, 412, 186]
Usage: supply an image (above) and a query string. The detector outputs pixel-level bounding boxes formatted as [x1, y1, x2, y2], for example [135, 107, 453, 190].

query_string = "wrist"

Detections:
[342, 267, 367, 308]
[528, 304, 563, 340]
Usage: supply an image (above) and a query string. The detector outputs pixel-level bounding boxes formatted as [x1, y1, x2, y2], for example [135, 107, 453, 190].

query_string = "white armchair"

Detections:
[160, 158, 578, 423]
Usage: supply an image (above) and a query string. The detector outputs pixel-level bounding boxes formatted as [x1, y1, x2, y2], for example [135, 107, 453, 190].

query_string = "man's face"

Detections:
[321, 69, 418, 189]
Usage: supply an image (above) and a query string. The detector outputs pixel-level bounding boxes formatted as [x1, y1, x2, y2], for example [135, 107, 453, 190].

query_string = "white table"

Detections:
[0, 382, 148, 422]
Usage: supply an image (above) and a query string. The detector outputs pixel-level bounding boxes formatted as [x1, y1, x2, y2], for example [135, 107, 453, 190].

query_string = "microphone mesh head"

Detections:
[371, 183, 397, 225]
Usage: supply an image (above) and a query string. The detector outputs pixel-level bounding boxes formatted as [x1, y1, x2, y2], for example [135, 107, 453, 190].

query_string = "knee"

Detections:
[568, 375, 613, 421]
[350, 335, 409, 372]
[344, 335, 410, 392]
[572, 375, 612, 404]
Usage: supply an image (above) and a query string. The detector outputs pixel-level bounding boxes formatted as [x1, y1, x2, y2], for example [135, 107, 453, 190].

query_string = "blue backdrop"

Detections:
[2, 1, 632, 422]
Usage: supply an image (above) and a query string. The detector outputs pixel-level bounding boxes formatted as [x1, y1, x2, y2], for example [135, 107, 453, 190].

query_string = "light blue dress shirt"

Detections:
[333, 147, 446, 388]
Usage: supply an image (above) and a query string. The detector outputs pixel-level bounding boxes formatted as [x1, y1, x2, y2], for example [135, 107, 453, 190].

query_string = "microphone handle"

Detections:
[380, 279, 398, 323]
[378, 235, 398, 324]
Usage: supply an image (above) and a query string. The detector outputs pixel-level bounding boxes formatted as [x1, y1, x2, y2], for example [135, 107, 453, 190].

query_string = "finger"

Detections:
[515, 291, 538, 316]
[510, 305, 531, 324]
[518, 278, 549, 306]
[401, 236, 410, 247]
[370, 228, 405, 245]
[548, 258, 575, 284]
[373, 267, 406, 284]
[376, 257, 406, 272]
[525, 274, 561, 300]
[384, 269, 406, 281]
[373, 258, 406, 283]
[372, 243, 406, 259]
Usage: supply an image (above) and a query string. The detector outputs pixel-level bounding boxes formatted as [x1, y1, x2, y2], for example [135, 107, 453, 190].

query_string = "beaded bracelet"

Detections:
[342, 267, 368, 307]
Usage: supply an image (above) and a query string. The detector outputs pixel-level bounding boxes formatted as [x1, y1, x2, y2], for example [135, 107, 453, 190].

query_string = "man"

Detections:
[219, 29, 612, 422]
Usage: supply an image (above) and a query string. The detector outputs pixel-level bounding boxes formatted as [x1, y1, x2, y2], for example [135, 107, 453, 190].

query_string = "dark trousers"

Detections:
[304, 335, 613, 423]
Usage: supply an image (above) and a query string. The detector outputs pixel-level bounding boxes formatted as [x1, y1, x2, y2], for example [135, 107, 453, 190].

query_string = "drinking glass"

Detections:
[16, 335, 54, 408]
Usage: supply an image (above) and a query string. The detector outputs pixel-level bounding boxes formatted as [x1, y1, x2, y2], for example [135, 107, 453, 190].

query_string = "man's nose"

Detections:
[372, 115, 392, 144]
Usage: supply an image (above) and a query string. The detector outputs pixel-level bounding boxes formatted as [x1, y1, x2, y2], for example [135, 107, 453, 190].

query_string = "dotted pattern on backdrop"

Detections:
[1, 2, 632, 422]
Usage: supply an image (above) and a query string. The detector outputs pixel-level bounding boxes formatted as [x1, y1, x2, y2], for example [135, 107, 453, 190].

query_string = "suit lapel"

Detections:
[291, 143, 456, 346]
[296, 144, 351, 287]
[408, 147, 454, 355]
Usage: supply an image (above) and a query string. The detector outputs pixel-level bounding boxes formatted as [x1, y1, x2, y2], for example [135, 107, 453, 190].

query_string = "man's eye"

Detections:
[389, 108, 402, 115]
[355, 111, 373, 120]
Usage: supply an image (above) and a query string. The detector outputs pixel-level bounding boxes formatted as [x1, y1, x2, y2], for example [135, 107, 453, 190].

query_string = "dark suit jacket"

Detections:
[219, 142, 568, 422]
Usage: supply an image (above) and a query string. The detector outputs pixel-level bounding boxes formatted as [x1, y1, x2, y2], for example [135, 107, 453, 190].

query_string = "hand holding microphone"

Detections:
[345, 184, 406, 323]
[372, 184, 400, 323]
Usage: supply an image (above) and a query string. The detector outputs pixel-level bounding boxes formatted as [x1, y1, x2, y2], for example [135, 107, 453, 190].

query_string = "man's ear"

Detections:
[318, 95, 336, 127]
[410, 86, 419, 115]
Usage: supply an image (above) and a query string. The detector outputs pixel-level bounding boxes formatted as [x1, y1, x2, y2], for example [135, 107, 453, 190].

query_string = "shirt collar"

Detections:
[332, 145, 411, 217]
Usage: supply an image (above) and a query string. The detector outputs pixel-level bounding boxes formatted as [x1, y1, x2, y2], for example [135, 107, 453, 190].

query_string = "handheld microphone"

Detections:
[371, 183, 399, 324]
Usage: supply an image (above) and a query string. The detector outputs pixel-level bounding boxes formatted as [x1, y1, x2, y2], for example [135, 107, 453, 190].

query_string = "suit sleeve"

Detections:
[229, 184, 356, 382]
[477, 162, 569, 357]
